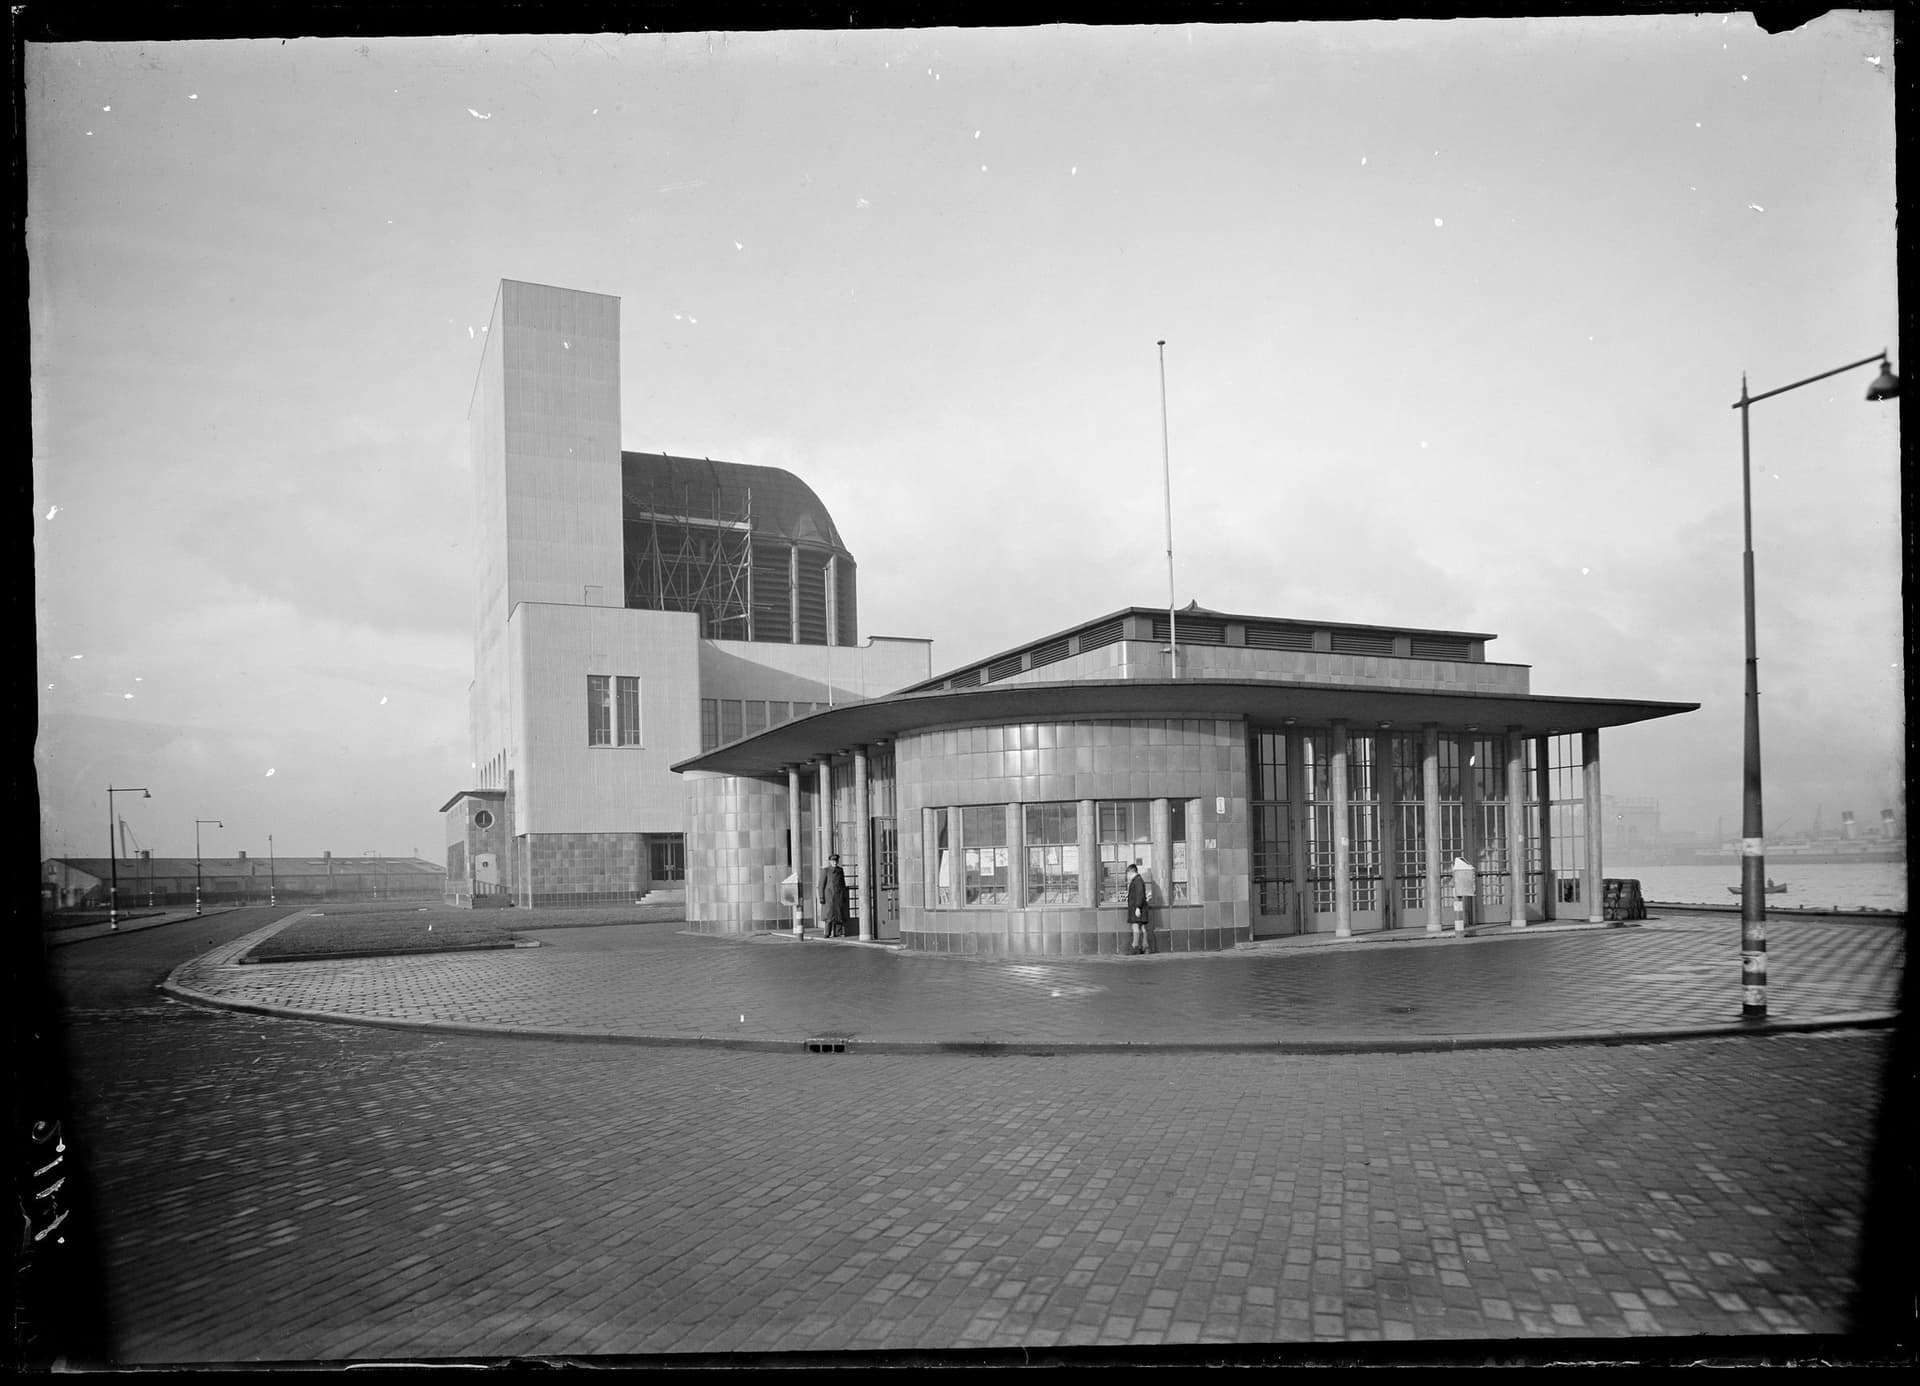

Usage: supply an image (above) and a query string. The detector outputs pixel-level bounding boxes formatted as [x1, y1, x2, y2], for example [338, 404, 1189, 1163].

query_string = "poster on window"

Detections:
[995, 847, 1008, 870]
[1062, 845, 1079, 873]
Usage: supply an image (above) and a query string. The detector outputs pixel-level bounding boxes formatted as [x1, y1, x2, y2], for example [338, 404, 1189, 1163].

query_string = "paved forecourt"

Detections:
[162, 912, 1903, 1051]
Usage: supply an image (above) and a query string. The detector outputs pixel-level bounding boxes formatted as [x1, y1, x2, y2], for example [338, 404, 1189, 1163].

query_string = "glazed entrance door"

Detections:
[1249, 730, 1298, 937]
[1304, 731, 1386, 933]
[870, 817, 899, 941]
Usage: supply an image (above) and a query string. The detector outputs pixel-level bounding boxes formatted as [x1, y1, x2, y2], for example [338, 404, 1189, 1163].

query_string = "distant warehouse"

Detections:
[42, 852, 446, 911]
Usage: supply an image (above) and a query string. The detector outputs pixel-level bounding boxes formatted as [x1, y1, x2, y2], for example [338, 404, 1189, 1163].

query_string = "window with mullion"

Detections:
[1097, 799, 1151, 905]
[588, 675, 613, 747]
[1024, 802, 1080, 905]
[616, 677, 642, 745]
[962, 805, 1007, 904]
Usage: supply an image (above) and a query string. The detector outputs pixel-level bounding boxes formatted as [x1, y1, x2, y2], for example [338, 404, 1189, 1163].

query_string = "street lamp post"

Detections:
[269, 834, 277, 907]
[194, 819, 224, 917]
[106, 785, 151, 930]
[1731, 350, 1898, 1019]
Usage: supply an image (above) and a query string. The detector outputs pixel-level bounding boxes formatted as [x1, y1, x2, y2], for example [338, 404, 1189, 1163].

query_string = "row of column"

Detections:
[784, 741, 881, 939]
[1325, 722, 1603, 937]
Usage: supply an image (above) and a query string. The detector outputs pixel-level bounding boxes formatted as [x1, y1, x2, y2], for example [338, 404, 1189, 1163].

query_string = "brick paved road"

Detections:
[41, 916, 1903, 1363]
[168, 915, 1902, 1049]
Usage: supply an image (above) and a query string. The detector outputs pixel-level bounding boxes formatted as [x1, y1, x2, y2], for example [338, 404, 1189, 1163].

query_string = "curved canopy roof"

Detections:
[673, 678, 1698, 776]
[621, 452, 849, 554]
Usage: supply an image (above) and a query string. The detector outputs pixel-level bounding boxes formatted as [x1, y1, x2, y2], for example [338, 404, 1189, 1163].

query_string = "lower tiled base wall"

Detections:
[902, 903, 1251, 955]
[519, 832, 649, 904]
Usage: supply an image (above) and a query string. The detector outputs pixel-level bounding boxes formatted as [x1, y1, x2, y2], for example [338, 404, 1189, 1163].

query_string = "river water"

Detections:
[1604, 859, 1906, 911]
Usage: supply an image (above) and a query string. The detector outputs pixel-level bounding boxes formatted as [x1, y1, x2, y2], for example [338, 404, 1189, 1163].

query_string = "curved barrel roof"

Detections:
[621, 452, 849, 554]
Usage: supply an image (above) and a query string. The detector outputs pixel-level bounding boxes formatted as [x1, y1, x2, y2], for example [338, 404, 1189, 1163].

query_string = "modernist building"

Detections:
[439, 280, 930, 906]
[674, 606, 1697, 954]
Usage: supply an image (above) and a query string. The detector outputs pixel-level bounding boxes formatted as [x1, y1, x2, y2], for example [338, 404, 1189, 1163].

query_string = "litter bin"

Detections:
[780, 871, 802, 935]
[1450, 858, 1477, 934]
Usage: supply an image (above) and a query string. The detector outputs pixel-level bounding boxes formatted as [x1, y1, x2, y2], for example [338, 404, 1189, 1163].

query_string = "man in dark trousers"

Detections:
[820, 853, 850, 938]
[1127, 861, 1151, 954]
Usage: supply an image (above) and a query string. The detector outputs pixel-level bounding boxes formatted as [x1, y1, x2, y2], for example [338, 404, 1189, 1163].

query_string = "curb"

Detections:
[154, 979, 1899, 1056]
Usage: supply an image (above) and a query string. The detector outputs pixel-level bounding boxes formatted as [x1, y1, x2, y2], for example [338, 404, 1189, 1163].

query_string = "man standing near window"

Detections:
[820, 854, 849, 939]
[1127, 862, 1151, 955]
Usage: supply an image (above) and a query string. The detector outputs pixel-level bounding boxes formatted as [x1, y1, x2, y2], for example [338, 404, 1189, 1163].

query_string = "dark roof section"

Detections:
[439, 788, 508, 813]
[672, 678, 1699, 776]
[621, 452, 850, 554]
[903, 605, 1503, 694]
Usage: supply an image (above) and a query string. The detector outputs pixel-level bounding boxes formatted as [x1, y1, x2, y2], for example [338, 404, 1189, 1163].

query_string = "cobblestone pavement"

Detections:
[53, 997, 1898, 1362]
[31, 911, 1907, 1364]
[164, 913, 1903, 1050]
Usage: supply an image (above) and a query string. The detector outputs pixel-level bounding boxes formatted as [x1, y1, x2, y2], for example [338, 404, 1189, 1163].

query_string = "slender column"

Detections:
[816, 758, 833, 927]
[1582, 730, 1604, 923]
[1533, 737, 1554, 920]
[1287, 731, 1308, 930]
[854, 745, 872, 939]
[1422, 725, 1442, 934]
[1332, 722, 1352, 938]
[1461, 733, 1481, 926]
[1150, 796, 1172, 911]
[787, 766, 803, 933]
[1507, 729, 1528, 928]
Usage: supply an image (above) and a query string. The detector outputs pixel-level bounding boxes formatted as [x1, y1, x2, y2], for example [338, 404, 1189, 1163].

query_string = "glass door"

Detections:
[1304, 731, 1385, 933]
[1249, 729, 1297, 936]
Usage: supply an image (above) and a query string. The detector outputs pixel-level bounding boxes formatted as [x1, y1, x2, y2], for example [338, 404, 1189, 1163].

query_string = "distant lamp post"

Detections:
[106, 785, 152, 930]
[1732, 350, 1898, 1019]
[194, 819, 224, 917]
[268, 834, 277, 907]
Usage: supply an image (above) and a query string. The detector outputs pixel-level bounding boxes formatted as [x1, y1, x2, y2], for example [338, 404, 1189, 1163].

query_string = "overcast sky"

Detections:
[29, 15, 1900, 864]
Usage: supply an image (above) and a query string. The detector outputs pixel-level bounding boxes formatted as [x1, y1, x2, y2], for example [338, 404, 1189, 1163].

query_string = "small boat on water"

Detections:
[1727, 879, 1789, 896]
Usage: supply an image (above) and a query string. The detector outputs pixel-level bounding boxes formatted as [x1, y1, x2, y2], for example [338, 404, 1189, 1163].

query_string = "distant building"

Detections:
[42, 853, 445, 911]
[1602, 796, 1662, 859]
[439, 281, 931, 907]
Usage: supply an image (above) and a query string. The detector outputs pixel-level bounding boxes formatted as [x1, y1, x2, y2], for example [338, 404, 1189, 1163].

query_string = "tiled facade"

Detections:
[521, 831, 648, 907]
[685, 772, 805, 933]
[896, 718, 1249, 955]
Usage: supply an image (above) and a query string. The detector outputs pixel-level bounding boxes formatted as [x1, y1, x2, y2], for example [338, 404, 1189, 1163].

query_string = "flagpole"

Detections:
[1158, 340, 1177, 679]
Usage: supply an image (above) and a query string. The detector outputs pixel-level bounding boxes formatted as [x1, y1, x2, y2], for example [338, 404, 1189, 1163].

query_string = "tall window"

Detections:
[588, 675, 613, 747]
[1548, 734, 1586, 906]
[1346, 734, 1380, 913]
[931, 808, 954, 906]
[617, 677, 642, 745]
[1391, 733, 1427, 912]
[1436, 736, 1466, 909]
[1170, 799, 1192, 903]
[1473, 735, 1509, 907]
[700, 699, 719, 752]
[720, 700, 743, 744]
[1250, 730, 1292, 915]
[962, 806, 1007, 904]
[743, 700, 768, 738]
[1097, 800, 1152, 904]
[1025, 803, 1080, 904]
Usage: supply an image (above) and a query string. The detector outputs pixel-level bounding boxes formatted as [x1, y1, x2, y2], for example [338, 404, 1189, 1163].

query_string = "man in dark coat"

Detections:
[820, 854, 850, 938]
[1127, 862, 1150, 954]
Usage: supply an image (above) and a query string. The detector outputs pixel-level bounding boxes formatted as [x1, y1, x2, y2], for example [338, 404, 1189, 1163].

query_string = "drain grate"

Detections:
[804, 1036, 849, 1054]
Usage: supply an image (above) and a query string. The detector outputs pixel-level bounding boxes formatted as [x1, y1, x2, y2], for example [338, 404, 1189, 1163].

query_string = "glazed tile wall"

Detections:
[895, 717, 1252, 955]
[522, 831, 645, 905]
[685, 770, 796, 933]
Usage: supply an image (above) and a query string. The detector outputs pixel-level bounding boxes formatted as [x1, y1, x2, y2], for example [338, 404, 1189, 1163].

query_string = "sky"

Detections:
[28, 14, 1902, 864]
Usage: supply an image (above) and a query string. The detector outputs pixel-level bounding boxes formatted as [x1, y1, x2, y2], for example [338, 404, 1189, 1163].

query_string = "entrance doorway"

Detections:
[1249, 729, 1298, 937]
[648, 836, 685, 885]
[871, 817, 899, 940]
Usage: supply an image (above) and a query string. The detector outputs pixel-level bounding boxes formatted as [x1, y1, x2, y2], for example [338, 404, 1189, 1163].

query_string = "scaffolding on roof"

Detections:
[623, 465, 755, 640]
